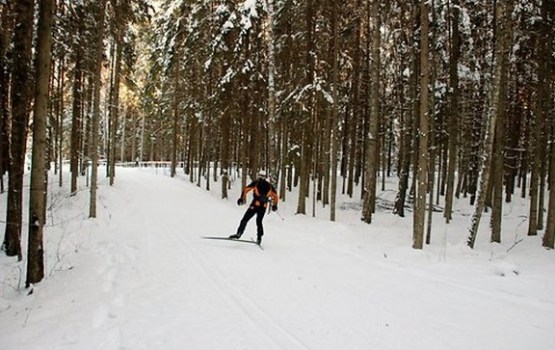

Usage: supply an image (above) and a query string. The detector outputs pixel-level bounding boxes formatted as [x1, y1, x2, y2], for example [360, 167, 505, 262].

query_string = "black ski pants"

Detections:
[236, 204, 266, 238]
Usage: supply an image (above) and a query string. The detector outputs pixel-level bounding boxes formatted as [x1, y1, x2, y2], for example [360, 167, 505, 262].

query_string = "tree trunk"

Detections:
[541, 1, 555, 249]
[490, 1, 513, 244]
[362, 0, 381, 224]
[70, 10, 84, 195]
[543, 126, 555, 248]
[426, 1, 439, 245]
[529, 2, 551, 237]
[0, 1, 15, 194]
[491, 92, 508, 243]
[444, 0, 460, 223]
[296, 0, 316, 215]
[109, 35, 122, 185]
[27, 0, 53, 287]
[279, 120, 288, 202]
[56, 56, 65, 188]
[171, 59, 181, 178]
[266, 0, 278, 179]
[346, 0, 362, 199]
[3, 0, 34, 260]
[329, 0, 339, 221]
[468, 0, 513, 248]
[413, 0, 429, 250]
[170, 15, 185, 179]
[394, 2, 417, 218]
[89, 0, 107, 218]
[219, 60, 231, 196]
[527, 105, 541, 237]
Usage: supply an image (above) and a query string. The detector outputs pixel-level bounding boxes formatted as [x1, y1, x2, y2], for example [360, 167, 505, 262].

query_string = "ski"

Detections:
[250, 237, 264, 250]
[201, 236, 263, 250]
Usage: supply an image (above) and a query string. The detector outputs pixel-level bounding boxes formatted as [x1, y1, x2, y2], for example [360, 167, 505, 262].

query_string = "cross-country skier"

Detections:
[229, 170, 279, 245]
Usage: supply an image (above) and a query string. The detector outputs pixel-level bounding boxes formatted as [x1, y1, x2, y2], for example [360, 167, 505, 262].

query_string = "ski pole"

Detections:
[274, 209, 285, 221]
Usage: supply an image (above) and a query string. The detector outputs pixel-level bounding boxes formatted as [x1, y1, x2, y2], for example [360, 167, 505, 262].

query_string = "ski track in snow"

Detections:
[178, 232, 308, 350]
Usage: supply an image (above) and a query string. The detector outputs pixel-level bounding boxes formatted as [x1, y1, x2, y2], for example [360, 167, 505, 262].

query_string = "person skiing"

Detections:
[229, 170, 279, 245]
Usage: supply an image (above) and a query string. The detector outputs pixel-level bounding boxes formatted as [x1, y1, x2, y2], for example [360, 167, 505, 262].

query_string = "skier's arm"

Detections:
[238, 181, 256, 204]
[269, 185, 279, 209]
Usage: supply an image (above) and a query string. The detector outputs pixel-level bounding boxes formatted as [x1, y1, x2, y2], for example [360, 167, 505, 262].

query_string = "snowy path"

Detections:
[111, 173, 307, 349]
[1, 167, 555, 349]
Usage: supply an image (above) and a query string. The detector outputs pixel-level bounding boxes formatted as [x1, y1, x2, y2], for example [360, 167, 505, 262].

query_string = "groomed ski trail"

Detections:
[114, 169, 307, 349]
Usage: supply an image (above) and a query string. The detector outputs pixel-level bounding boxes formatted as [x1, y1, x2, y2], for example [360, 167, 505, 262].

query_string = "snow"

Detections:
[242, 0, 259, 17]
[1, 166, 555, 350]
[239, 0, 259, 31]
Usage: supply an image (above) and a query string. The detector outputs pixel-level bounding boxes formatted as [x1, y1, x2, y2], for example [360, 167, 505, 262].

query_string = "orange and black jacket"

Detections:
[241, 179, 279, 209]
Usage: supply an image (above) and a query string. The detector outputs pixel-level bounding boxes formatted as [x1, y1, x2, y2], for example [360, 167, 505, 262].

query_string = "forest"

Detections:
[0, 0, 554, 286]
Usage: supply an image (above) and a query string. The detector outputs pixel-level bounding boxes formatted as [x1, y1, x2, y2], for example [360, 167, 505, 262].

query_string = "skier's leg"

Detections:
[255, 207, 266, 243]
[231, 208, 256, 238]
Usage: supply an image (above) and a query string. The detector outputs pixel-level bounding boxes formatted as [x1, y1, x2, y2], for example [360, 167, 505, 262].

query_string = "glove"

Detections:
[237, 198, 244, 205]
[271, 205, 278, 212]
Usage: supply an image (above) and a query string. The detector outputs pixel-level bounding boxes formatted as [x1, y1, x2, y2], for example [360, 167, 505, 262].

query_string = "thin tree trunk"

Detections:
[109, 35, 122, 185]
[527, 105, 541, 236]
[170, 15, 185, 179]
[279, 120, 287, 201]
[89, 0, 107, 218]
[219, 59, 231, 196]
[296, 0, 316, 215]
[329, 0, 339, 221]
[240, 83, 249, 189]
[56, 58, 65, 187]
[27, 0, 53, 287]
[394, 77, 411, 217]
[362, 0, 381, 224]
[346, 0, 362, 199]
[120, 108, 126, 162]
[444, 0, 460, 223]
[426, 0, 438, 245]
[394, 2, 417, 218]
[413, 0, 429, 250]
[537, 139, 547, 231]
[266, 0, 278, 178]
[529, 2, 550, 236]
[70, 13, 83, 195]
[171, 59, 180, 178]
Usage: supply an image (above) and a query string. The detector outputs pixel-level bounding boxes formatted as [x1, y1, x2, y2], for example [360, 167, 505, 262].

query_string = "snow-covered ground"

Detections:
[1, 166, 554, 350]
